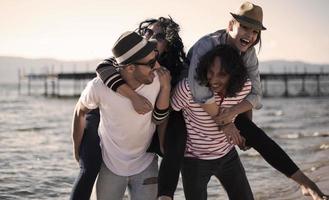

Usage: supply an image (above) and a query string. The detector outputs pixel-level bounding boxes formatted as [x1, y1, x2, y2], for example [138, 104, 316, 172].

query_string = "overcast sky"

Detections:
[1, 0, 329, 64]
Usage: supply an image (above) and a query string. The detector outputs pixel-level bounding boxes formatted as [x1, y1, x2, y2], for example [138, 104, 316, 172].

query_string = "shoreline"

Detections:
[262, 150, 329, 200]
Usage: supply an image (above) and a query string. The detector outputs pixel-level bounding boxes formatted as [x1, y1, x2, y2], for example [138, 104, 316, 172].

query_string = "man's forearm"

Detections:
[155, 87, 171, 110]
[153, 87, 171, 124]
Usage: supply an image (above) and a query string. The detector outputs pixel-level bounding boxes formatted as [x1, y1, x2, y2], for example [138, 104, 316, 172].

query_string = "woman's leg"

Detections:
[158, 110, 187, 199]
[235, 114, 299, 176]
[235, 114, 328, 200]
[291, 170, 329, 200]
[215, 149, 254, 200]
[70, 109, 102, 200]
[181, 157, 212, 200]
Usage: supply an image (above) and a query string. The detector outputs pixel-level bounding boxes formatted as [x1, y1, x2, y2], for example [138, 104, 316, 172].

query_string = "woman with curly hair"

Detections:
[185, 2, 328, 200]
[171, 44, 254, 200]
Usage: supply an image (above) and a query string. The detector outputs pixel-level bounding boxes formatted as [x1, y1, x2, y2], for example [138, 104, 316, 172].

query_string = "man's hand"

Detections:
[220, 123, 246, 148]
[213, 107, 236, 126]
[156, 67, 171, 91]
[130, 93, 153, 114]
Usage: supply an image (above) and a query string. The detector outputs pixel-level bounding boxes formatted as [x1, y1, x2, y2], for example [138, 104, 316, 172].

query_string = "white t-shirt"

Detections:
[79, 75, 160, 176]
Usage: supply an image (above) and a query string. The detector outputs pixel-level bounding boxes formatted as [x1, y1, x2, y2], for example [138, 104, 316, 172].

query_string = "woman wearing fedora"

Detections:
[186, 2, 328, 200]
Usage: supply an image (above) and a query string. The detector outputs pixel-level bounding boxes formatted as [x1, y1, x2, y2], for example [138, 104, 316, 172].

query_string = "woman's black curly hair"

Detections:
[196, 44, 248, 97]
[137, 16, 188, 87]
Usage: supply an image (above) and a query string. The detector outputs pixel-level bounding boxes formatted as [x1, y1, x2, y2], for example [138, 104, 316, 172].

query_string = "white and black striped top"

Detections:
[171, 78, 252, 160]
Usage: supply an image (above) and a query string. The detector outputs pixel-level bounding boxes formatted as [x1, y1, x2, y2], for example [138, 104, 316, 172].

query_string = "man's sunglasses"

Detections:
[143, 28, 166, 41]
[132, 50, 159, 69]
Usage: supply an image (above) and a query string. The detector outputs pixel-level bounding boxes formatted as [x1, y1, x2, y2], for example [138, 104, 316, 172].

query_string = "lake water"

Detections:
[0, 83, 328, 200]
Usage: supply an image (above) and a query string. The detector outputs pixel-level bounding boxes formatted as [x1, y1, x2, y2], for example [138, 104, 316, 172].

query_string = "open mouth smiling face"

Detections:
[230, 22, 259, 52]
[240, 38, 251, 47]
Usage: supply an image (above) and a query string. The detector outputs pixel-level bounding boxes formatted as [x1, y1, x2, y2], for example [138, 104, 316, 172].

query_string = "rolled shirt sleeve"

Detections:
[79, 79, 100, 110]
[187, 36, 216, 104]
[242, 48, 263, 109]
[95, 58, 126, 92]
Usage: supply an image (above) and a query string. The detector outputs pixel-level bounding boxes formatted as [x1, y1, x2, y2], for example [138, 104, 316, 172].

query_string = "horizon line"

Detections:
[1, 55, 329, 66]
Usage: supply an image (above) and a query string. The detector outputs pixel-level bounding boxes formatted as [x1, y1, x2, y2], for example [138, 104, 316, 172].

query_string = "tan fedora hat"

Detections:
[230, 1, 266, 30]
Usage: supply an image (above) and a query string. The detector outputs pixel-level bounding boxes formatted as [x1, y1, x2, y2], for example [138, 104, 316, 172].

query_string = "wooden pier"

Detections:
[19, 70, 329, 98]
[19, 72, 96, 97]
[260, 72, 329, 97]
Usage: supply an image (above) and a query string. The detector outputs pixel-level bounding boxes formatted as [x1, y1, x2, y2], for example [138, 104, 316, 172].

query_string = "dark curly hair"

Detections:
[196, 44, 248, 97]
[137, 16, 188, 87]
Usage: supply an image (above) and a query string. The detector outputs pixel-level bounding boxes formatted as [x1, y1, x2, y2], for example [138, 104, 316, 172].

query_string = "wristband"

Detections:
[153, 106, 170, 122]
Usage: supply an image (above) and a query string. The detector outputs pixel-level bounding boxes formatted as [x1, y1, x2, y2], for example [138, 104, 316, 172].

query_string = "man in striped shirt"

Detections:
[171, 45, 254, 200]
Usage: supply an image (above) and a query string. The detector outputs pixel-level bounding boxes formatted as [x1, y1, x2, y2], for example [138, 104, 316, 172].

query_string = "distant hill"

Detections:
[0, 56, 328, 84]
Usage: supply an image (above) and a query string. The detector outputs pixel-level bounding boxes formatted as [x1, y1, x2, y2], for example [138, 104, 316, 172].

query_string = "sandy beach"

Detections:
[89, 148, 329, 200]
[250, 144, 329, 200]
[276, 163, 329, 200]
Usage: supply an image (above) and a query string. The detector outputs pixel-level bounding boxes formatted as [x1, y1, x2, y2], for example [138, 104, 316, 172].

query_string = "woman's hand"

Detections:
[117, 84, 153, 114]
[156, 67, 171, 91]
[214, 107, 236, 126]
[130, 93, 153, 114]
[220, 123, 245, 147]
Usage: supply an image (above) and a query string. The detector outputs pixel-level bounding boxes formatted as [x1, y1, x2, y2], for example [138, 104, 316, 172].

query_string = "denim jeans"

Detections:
[96, 156, 158, 200]
[181, 149, 254, 200]
[235, 114, 299, 177]
[157, 110, 187, 197]
[70, 109, 102, 200]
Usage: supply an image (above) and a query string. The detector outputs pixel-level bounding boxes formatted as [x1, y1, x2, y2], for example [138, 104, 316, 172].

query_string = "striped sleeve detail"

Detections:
[152, 107, 170, 122]
[105, 73, 126, 91]
[96, 58, 126, 91]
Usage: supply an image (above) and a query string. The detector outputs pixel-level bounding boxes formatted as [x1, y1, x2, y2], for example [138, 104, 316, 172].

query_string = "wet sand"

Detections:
[255, 147, 329, 200]
[90, 150, 329, 200]
[89, 136, 329, 200]
[90, 165, 329, 200]
[277, 164, 329, 200]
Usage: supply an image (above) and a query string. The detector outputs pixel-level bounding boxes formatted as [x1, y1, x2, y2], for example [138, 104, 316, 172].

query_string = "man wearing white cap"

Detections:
[71, 31, 171, 200]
